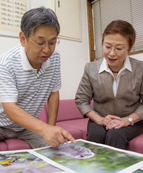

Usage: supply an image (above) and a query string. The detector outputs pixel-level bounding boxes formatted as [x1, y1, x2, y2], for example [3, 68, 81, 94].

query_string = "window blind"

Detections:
[92, 0, 143, 60]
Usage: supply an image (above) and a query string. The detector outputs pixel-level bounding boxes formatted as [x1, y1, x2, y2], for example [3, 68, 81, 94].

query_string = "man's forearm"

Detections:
[48, 91, 59, 125]
[2, 102, 49, 136]
[2, 102, 76, 147]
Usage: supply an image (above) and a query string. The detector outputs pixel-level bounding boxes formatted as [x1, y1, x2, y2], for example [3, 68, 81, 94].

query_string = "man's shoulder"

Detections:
[52, 49, 60, 57]
[0, 45, 21, 65]
[50, 49, 60, 64]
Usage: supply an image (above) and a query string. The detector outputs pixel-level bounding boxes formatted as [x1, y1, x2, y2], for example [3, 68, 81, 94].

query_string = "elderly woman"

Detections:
[75, 20, 143, 149]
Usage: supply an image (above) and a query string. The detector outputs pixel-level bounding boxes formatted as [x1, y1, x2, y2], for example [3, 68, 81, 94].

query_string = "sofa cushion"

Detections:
[5, 139, 32, 151]
[0, 141, 8, 151]
[128, 133, 143, 154]
[39, 100, 84, 122]
[56, 123, 83, 139]
[56, 118, 89, 140]
[57, 100, 83, 122]
[39, 104, 48, 123]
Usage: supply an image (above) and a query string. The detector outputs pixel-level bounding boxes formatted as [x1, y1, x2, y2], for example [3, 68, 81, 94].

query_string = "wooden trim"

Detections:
[87, 0, 143, 61]
[129, 50, 143, 55]
[87, 0, 95, 62]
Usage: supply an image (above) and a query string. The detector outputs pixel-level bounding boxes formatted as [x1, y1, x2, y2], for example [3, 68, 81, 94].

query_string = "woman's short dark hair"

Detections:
[21, 7, 60, 40]
[102, 20, 136, 51]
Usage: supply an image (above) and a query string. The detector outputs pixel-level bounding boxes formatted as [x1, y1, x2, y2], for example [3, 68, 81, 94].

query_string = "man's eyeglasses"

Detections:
[29, 38, 60, 48]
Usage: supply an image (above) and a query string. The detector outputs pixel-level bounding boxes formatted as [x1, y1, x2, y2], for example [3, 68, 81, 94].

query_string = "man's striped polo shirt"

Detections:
[0, 45, 61, 131]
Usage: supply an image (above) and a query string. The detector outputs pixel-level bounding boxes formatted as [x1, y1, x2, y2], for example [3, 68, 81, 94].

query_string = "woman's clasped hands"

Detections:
[101, 115, 128, 130]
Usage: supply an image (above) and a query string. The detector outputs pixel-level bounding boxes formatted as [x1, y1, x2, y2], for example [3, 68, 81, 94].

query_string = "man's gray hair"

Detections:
[21, 7, 60, 40]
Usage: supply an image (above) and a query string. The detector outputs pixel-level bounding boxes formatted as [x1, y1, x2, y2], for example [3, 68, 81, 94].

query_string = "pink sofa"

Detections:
[0, 99, 143, 154]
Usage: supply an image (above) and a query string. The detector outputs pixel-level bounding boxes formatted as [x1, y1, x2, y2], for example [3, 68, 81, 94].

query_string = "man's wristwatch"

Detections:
[128, 116, 134, 126]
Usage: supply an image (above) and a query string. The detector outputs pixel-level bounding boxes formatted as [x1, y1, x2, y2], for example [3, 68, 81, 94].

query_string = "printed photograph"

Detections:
[35, 140, 143, 173]
[0, 151, 63, 173]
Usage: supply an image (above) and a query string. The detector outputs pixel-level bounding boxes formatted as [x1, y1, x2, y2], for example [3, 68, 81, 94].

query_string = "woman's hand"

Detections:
[102, 115, 121, 126]
[86, 111, 122, 127]
[87, 111, 141, 130]
[105, 117, 129, 130]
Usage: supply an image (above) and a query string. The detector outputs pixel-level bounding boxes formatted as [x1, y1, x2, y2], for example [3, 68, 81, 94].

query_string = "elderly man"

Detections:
[0, 7, 75, 148]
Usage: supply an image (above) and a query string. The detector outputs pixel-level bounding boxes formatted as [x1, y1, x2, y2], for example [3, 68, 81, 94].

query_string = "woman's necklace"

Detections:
[112, 71, 119, 73]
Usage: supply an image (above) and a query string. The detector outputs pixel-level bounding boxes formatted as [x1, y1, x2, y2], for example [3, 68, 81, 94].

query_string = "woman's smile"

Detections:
[108, 58, 117, 62]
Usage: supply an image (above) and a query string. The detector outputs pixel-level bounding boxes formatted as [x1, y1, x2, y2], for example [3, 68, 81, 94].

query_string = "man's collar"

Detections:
[99, 56, 132, 74]
[20, 46, 50, 71]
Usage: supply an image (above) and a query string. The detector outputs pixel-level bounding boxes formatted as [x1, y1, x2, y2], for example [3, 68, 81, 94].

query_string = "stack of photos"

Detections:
[0, 139, 143, 173]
